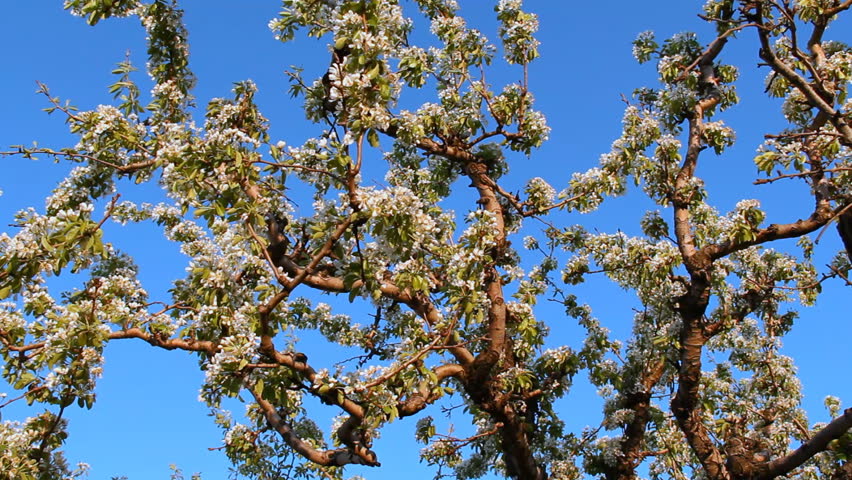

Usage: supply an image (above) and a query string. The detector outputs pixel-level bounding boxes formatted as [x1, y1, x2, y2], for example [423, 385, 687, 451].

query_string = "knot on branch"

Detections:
[329, 446, 381, 467]
[335, 415, 380, 466]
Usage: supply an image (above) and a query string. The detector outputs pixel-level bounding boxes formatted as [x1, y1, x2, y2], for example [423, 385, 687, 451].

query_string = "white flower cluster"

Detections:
[566, 165, 625, 213]
[524, 177, 555, 210]
[428, 11, 494, 75]
[47, 166, 115, 213]
[461, 209, 499, 250]
[661, 83, 698, 112]
[0, 302, 25, 334]
[496, 0, 540, 65]
[702, 120, 736, 153]
[519, 109, 550, 147]
[657, 52, 691, 82]
[602, 408, 636, 429]
[205, 99, 264, 149]
[540, 346, 573, 365]
[224, 423, 254, 447]
[203, 332, 261, 386]
[332, 2, 409, 56]
[65, 0, 138, 18]
[92, 104, 124, 136]
[586, 435, 621, 468]
[156, 215, 211, 258]
[0, 415, 88, 479]
[151, 78, 188, 108]
[136, 5, 191, 79]
[0, 210, 44, 260]
[781, 88, 811, 125]
[429, 14, 467, 40]
[548, 459, 581, 480]
[632, 30, 656, 63]
[315, 2, 409, 129]
[154, 121, 193, 163]
[360, 185, 447, 255]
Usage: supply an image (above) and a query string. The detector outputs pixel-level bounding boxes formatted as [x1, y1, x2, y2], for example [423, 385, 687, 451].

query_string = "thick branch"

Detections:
[382, 109, 544, 480]
[610, 359, 666, 480]
[673, 113, 708, 268]
[762, 408, 852, 479]
[108, 328, 217, 354]
[672, 32, 726, 271]
[669, 36, 732, 475]
[273, 256, 474, 365]
[462, 162, 509, 361]
[397, 364, 464, 417]
[702, 205, 834, 261]
[252, 389, 380, 467]
[671, 322, 730, 480]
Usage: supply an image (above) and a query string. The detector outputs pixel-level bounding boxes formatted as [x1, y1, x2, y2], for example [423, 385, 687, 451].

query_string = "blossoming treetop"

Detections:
[1, 1, 852, 479]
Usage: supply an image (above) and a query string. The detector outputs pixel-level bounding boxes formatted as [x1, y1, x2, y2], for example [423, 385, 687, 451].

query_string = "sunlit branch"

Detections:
[673, 22, 754, 83]
[108, 328, 217, 353]
[763, 408, 852, 479]
[750, 7, 852, 145]
[0, 386, 48, 409]
[251, 387, 380, 467]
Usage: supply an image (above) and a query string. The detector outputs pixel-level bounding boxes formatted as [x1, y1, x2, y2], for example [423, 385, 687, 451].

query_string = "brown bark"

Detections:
[668, 40, 732, 478]
[109, 328, 217, 354]
[837, 208, 852, 263]
[832, 461, 852, 480]
[378, 126, 548, 479]
[460, 157, 546, 479]
[761, 408, 852, 479]
[661, 17, 852, 476]
[607, 360, 666, 480]
[671, 319, 729, 480]
[253, 391, 379, 467]
[749, 2, 852, 147]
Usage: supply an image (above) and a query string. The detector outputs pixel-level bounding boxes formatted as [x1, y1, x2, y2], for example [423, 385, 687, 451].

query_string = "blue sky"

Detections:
[1, 2, 850, 479]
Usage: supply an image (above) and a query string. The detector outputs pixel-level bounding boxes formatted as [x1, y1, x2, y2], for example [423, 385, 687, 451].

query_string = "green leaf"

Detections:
[754, 151, 778, 175]
[367, 128, 380, 148]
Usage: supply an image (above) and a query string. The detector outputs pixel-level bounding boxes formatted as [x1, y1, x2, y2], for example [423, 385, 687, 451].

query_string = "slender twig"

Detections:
[255, 159, 344, 183]
[0, 386, 48, 409]
[36, 81, 83, 122]
[1, 148, 156, 174]
[36, 402, 67, 459]
[754, 167, 852, 185]
[356, 335, 443, 392]
[433, 422, 503, 454]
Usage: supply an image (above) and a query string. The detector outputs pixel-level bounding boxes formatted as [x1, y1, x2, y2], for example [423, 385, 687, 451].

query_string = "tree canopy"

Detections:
[2, 1, 852, 479]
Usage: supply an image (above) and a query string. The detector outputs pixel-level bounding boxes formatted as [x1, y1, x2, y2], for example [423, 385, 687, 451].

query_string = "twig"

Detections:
[356, 335, 443, 392]
[255, 159, 344, 183]
[0, 386, 48, 409]
[433, 422, 503, 454]
[1, 148, 155, 174]
[754, 167, 852, 185]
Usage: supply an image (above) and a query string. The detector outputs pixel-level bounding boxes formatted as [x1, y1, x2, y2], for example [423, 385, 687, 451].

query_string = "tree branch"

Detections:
[762, 408, 852, 479]
[751, 6, 852, 146]
[251, 388, 380, 467]
[108, 328, 217, 353]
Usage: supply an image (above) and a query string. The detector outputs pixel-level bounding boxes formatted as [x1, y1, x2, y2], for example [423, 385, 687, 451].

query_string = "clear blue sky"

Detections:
[1, 2, 850, 479]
